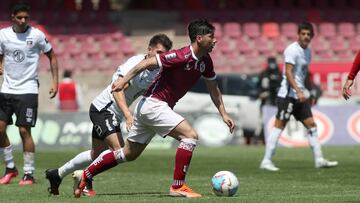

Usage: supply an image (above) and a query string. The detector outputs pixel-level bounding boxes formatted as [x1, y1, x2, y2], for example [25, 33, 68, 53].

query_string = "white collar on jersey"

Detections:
[189, 45, 199, 61]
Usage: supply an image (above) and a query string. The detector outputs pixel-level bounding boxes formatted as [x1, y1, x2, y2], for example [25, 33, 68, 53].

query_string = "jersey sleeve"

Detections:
[37, 30, 52, 53]
[284, 46, 296, 65]
[348, 50, 360, 80]
[201, 56, 216, 80]
[155, 50, 184, 69]
[112, 55, 145, 84]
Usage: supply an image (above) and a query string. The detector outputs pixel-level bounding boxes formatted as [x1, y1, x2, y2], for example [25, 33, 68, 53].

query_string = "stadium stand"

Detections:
[0, 0, 359, 75]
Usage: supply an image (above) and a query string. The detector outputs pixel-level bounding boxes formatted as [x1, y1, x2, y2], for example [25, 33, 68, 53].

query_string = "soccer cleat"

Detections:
[315, 158, 338, 168]
[45, 168, 62, 195]
[19, 174, 35, 185]
[259, 160, 280, 171]
[169, 184, 202, 198]
[0, 167, 18, 184]
[73, 170, 93, 198]
[82, 186, 97, 197]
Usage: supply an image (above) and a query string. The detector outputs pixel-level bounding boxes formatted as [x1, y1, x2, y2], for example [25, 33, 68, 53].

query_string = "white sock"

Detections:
[23, 152, 34, 174]
[58, 150, 92, 178]
[114, 148, 127, 163]
[307, 127, 323, 162]
[262, 127, 282, 163]
[0, 145, 15, 169]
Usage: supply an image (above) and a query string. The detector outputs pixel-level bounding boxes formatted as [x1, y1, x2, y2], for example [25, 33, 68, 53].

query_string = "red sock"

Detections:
[172, 140, 196, 189]
[84, 150, 118, 179]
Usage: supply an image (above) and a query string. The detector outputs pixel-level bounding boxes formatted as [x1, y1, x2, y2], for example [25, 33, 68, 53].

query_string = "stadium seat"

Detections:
[281, 23, 297, 40]
[262, 22, 280, 38]
[338, 22, 355, 39]
[320, 10, 344, 22]
[213, 22, 223, 38]
[216, 39, 232, 54]
[236, 36, 253, 54]
[272, 36, 288, 54]
[243, 22, 261, 38]
[319, 22, 336, 39]
[253, 37, 271, 55]
[348, 37, 360, 54]
[223, 22, 241, 39]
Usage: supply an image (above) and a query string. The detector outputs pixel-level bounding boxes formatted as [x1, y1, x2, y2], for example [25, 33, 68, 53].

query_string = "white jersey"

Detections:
[0, 26, 52, 94]
[92, 54, 159, 120]
[277, 41, 311, 99]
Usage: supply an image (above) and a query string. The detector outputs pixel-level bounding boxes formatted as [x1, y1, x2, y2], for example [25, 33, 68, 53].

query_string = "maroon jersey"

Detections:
[348, 50, 360, 80]
[144, 45, 216, 108]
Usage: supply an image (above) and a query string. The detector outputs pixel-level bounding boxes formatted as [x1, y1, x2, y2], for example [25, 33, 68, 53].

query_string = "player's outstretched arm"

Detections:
[205, 79, 235, 133]
[112, 78, 133, 131]
[45, 49, 59, 99]
[342, 79, 353, 100]
[112, 56, 158, 92]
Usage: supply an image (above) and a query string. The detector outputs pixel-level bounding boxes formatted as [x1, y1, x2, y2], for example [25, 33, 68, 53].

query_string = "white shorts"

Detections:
[127, 97, 184, 144]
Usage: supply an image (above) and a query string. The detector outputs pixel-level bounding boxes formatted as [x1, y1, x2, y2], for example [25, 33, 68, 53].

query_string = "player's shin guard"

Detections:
[172, 138, 197, 189]
[307, 127, 323, 161]
[58, 150, 93, 178]
[0, 145, 15, 169]
[84, 149, 118, 179]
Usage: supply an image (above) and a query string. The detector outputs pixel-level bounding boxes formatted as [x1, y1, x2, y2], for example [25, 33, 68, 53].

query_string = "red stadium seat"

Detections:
[318, 22, 336, 39]
[253, 37, 271, 55]
[212, 22, 223, 38]
[272, 36, 288, 54]
[236, 37, 253, 54]
[223, 22, 241, 39]
[216, 39, 232, 54]
[332, 0, 350, 9]
[348, 37, 360, 54]
[243, 22, 260, 38]
[338, 22, 355, 39]
[281, 23, 297, 40]
[262, 22, 280, 38]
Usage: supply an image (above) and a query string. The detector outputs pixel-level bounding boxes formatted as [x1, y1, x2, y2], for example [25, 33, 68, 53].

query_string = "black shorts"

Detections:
[0, 93, 38, 127]
[275, 97, 312, 122]
[89, 104, 120, 140]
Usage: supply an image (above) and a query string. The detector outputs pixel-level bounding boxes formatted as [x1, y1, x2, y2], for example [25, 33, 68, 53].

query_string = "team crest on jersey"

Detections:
[13, 50, 25, 63]
[199, 61, 206, 72]
[26, 40, 33, 47]
[165, 53, 176, 60]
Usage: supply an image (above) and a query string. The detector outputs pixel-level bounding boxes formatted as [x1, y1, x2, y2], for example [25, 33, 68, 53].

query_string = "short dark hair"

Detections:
[12, 2, 31, 15]
[148, 34, 173, 51]
[188, 19, 215, 43]
[298, 22, 314, 37]
[63, 70, 72, 78]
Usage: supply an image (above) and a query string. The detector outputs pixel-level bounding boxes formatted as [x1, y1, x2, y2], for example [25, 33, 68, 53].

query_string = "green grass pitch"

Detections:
[0, 146, 359, 203]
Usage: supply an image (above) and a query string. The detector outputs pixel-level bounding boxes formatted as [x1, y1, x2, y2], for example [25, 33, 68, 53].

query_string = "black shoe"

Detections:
[45, 169, 62, 195]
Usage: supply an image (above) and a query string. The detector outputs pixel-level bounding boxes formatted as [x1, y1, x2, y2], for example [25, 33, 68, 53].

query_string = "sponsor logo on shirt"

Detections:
[13, 50, 25, 63]
[165, 53, 176, 60]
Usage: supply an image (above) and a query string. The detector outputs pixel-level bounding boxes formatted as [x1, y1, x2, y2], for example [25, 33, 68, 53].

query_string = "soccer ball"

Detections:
[211, 171, 239, 196]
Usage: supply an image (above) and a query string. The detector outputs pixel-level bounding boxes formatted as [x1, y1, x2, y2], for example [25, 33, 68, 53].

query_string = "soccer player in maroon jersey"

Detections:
[343, 51, 360, 100]
[73, 19, 235, 198]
